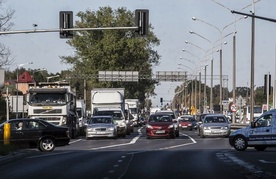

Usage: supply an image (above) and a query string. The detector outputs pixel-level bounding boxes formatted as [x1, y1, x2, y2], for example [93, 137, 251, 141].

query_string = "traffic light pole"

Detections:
[0, 26, 139, 35]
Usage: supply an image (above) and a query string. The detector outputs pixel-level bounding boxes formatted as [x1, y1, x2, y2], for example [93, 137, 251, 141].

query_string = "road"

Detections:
[0, 127, 275, 179]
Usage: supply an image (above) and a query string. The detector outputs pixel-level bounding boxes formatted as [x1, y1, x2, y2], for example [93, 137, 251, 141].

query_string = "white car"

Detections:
[198, 114, 231, 138]
[86, 116, 117, 139]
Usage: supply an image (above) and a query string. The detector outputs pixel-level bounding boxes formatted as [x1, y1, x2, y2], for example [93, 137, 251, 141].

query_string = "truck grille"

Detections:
[33, 109, 62, 114]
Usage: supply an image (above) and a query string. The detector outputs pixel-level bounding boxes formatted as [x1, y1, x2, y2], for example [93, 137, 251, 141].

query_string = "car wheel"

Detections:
[233, 136, 247, 151]
[254, 146, 267, 151]
[39, 138, 55, 152]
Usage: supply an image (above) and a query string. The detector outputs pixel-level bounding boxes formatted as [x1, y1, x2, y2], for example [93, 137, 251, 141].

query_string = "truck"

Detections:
[91, 88, 128, 137]
[76, 99, 87, 135]
[26, 82, 79, 138]
[125, 99, 139, 126]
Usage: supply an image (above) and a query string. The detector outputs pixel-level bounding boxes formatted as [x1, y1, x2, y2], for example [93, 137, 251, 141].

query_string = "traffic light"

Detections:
[264, 74, 271, 95]
[160, 97, 163, 103]
[135, 9, 149, 36]
[59, 11, 74, 38]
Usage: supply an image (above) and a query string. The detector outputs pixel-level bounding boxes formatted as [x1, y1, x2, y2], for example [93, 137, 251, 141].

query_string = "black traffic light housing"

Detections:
[135, 9, 149, 36]
[59, 11, 74, 38]
[264, 74, 271, 95]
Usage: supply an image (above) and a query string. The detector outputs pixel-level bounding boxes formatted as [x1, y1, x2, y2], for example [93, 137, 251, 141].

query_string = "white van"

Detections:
[229, 109, 275, 151]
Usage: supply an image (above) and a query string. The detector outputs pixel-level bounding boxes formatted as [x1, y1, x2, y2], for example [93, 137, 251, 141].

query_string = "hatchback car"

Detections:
[198, 114, 231, 138]
[0, 118, 70, 152]
[146, 113, 176, 139]
[155, 111, 179, 137]
[86, 116, 117, 139]
[178, 115, 197, 130]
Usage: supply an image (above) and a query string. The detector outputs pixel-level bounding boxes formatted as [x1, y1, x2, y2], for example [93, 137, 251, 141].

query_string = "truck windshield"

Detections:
[95, 110, 123, 120]
[29, 93, 66, 106]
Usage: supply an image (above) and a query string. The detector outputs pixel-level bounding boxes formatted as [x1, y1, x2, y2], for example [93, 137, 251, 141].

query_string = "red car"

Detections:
[146, 113, 176, 139]
[178, 115, 197, 131]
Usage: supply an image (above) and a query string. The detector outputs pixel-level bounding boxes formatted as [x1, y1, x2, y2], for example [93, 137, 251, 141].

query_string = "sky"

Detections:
[1, 0, 276, 107]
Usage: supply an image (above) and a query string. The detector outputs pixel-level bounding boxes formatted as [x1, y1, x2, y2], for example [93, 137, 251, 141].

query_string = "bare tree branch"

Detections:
[0, 0, 14, 68]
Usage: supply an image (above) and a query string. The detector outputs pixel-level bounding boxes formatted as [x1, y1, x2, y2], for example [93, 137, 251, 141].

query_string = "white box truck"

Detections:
[91, 88, 128, 137]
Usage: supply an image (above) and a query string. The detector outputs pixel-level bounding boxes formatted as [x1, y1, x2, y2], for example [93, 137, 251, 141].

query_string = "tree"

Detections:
[0, 0, 14, 67]
[60, 7, 160, 108]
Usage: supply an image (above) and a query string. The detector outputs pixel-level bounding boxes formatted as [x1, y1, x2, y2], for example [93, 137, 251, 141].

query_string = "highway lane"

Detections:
[0, 127, 275, 178]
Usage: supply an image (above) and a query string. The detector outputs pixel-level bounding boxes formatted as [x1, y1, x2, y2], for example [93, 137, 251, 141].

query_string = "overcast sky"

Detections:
[2, 0, 276, 107]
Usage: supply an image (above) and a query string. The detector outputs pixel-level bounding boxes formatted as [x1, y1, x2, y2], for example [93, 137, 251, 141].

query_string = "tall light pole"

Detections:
[46, 75, 60, 82]
[211, 0, 253, 121]
[192, 17, 240, 114]
[16, 62, 33, 119]
[204, 64, 208, 113]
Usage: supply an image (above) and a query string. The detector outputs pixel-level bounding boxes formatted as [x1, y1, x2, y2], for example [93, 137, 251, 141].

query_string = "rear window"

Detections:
[149, 115, 172, 122]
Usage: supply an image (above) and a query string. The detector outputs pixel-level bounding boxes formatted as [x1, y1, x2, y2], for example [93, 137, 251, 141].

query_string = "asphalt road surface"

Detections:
[0, 127, 275, 179]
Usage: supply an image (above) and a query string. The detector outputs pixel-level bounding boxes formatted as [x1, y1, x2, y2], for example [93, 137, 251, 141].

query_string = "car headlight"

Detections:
[222, 126, 228, 130]
[108, 127, 115, 131]
[146, 124, 153, 129]
[203, 126, 210, 130]
[168, 124, 174, 129]
[87, 128, 93, 132]
[179, 124, 182, 127]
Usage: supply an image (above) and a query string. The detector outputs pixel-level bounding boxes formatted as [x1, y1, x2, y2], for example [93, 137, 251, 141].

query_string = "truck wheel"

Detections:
[233, 136, 247, 151]
[39, 138, 55, 152]
[254, 146, 267, 151]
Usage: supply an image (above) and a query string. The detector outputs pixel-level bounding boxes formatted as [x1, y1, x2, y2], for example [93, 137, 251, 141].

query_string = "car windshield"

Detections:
[204, 116, 227, 123]
[88, 117, 112, 124]
[149, 115, 172, 122]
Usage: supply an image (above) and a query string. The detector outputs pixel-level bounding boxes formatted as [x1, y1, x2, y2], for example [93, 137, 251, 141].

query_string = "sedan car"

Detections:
[0, 118, 70, 152]
[198, 114, 231, 138]
[146, 113, 176, 139]
[86, 116, 117, 139]
[178, 115, 197, 130]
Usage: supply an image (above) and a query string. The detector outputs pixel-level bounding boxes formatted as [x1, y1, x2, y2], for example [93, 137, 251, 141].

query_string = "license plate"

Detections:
[97, 132, 106, 134]
[156, 130, 165, 134]
[211, 130, 221, 134]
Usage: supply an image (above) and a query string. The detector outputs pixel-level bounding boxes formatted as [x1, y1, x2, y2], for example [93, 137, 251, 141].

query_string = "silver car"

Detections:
[86, 116, 117, 139]
[198, 114, 231, 138]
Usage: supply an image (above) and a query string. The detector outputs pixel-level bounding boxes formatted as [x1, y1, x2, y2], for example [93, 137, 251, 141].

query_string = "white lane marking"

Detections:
[69, 139, 82, 144]
[156, 133, 197, 150]
[26, 151, 74, 159]
[89, 128, 143, 150]
[259, 160, 276, 164]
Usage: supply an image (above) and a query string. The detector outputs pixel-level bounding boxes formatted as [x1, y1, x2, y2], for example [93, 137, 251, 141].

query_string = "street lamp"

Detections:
[192, 16, 241, 114]
[46, 75, 60, 82]
[16, 62, 33, 119]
